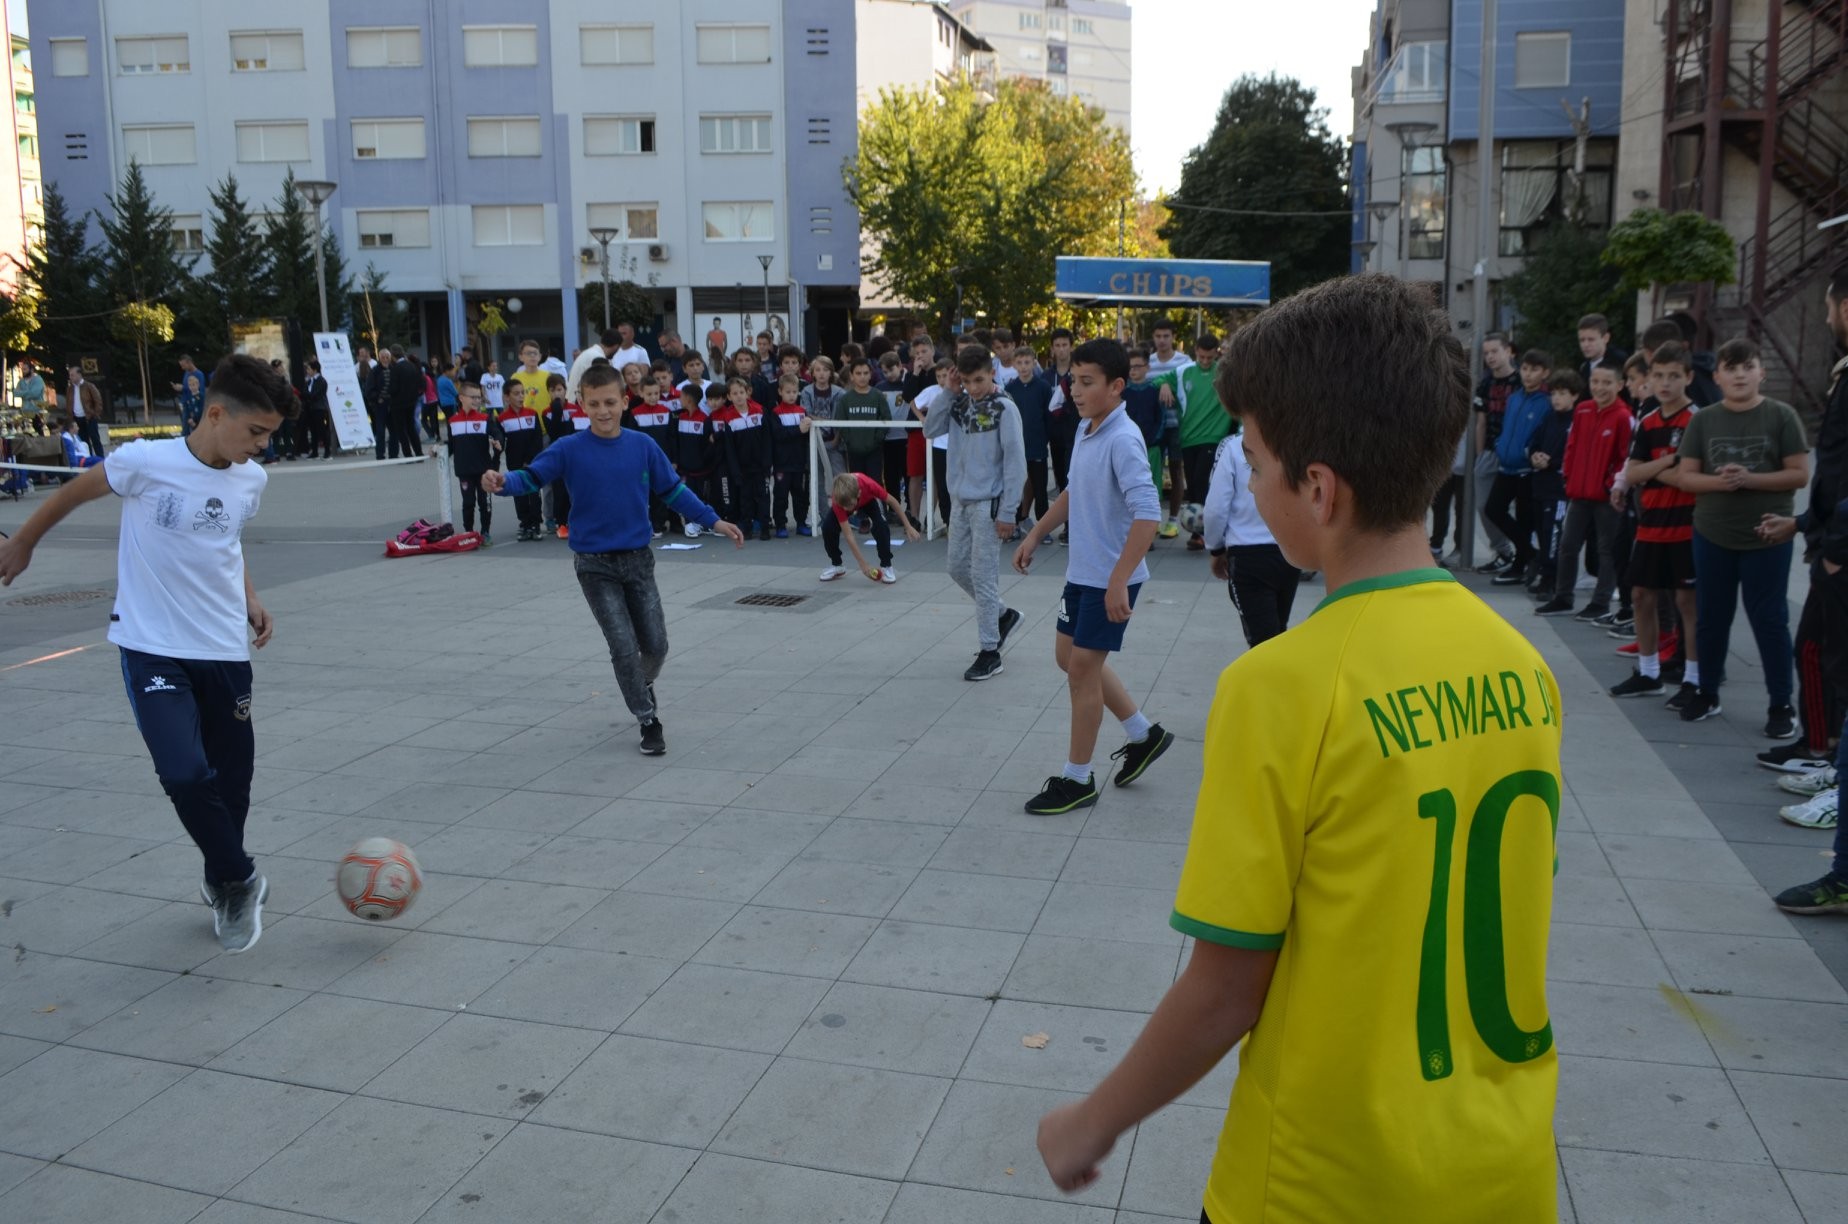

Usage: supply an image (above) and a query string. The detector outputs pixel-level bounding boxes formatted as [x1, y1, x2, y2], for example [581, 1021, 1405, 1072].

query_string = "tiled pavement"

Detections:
[0, 462, 1844, 1223]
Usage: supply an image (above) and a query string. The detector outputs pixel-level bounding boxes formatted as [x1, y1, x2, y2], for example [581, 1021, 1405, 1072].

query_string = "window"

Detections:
[1049, 14, 1064, 31]
[587, 202, 659, 241]
[1376, 40, 1447, 104]
[1403, 146, 1446, 260]
[230, 30, 305, 72]
[357, 209, 431, 248]
[580, 24, 653, 65]
[351, 118, 425, 160]
[467, 116, 542, 157]
[235, 120, 309, 163]
[1514, 32, 1570, 88]
[583, 115, 655, 155]
[121, 123, 196, 165]
[116, 35, 189, 75]
[1497, 139, 1615, 256]
[346, 26, 421, 68]
[16, 92, 33, 114]
[17, 134, 35, 159]
[699, 115, 772, 154]
[1074, 18, 1093, 34]
[472, 204, 544, 247]
[1048, 43, 1068, 74]
[696, 24, 772, 63]
[1018, 46, 1043, 62]
[170, 214, 205, 252]
[463, 25, 538, 67]
[1019, 12, 1042, 29]
[701, 201, 772, 242]
[50, 38, 89, 77]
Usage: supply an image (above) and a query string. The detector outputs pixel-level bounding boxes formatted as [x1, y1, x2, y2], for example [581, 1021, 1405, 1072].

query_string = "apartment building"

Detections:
[948, 0, 1130, 135]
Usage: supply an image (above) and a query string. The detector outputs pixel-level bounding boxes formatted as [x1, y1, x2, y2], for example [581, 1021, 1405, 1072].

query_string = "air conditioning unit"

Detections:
[647, 243, 670, 262]
[578, 246, 598, 264]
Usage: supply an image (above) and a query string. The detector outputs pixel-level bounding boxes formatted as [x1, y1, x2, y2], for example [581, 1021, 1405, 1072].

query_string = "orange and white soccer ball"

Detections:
[337, 838, 423, 921]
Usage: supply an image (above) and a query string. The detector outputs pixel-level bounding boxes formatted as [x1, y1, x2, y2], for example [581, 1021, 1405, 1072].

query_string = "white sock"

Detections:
[1062, 760, 1092, 783]
[1638, 654, 1660, 679]
[1121, 711, 1152, 743]
[1683, 660, 1700, 686]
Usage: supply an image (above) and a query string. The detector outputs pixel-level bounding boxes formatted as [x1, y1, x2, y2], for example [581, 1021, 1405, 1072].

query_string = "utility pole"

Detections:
[1561, 97, 1591, 223]
[1116, 200, 1127, 340]
[1463, 0, 1496, 570]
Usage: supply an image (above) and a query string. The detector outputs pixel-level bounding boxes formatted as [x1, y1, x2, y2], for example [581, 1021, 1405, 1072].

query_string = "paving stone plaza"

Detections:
[0, 460, 1844, 1223]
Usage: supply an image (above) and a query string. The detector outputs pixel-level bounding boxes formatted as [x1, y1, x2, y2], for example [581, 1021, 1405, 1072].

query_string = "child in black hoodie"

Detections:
[767, 373, 815, 537]
[674, 382, 717, 535]
[1525, 371, 1579, 598]
[497, 379, 545, 540]
[443, 380, 502, 543]
[628, 378, 678, 538]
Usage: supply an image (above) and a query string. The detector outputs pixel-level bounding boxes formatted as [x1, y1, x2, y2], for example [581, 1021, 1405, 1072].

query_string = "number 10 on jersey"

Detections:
[1415, 771, 1560, 1081]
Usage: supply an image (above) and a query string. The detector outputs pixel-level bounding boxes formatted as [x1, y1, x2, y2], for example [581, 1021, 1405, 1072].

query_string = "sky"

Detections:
[1130, 0, 1378, 195]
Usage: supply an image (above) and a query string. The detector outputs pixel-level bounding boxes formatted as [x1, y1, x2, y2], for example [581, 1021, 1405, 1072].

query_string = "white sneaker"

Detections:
[1780, 789, 1839, 829]
[1779, 768, 1839, 797]
[879, 567, 897, 584]
[818, 566, 846, 582]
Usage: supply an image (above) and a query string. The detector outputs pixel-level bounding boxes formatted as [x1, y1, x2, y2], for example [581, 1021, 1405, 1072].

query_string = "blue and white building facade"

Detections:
[1350, 0, 1625, 322]
[28, 0, 863, 361]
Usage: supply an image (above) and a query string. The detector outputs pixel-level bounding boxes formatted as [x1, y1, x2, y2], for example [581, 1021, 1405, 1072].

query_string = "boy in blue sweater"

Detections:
[1485, 349, 1554, 587]
[484, 365, 744, 755]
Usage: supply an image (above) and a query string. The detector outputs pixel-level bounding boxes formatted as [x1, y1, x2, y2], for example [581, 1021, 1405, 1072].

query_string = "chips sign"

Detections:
[1053, 257, 1271, 307]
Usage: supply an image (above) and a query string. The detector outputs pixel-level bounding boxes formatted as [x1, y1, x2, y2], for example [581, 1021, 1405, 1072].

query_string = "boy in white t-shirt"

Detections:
[480, 361, 505, 409]
[0, 355, 295, 954]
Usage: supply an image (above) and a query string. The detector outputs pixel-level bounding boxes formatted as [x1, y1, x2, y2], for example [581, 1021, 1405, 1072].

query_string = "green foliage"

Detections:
[110, 300, 176, 422]
[179, 174, 268, 354]
[1601, 208, 1737, 294]
[1501, 222, 1633, 366]
[23, 182, 103, 367]
[96, 161, 188, 306]
[577, 279, 658, 332]
[350, 262, 409, 354]
[1159, 75, 1350, 300]
[0, 293, 38, 353]
[849, 76, 1136, 335]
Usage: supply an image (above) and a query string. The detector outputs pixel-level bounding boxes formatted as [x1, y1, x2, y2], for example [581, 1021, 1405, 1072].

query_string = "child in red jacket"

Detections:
[1537, 360, 1634, 620]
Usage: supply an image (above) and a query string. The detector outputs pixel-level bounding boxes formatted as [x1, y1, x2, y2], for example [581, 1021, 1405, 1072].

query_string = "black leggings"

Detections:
[1430, 474, 1463, 550]
[1227, 543, 1302, 647]
[1483, 472, 1535, 567]
[823, 500, 892, 567]
[1023, 458, 1049, 519]
[458, 475, 491, 534]
[1183, 445, 1217, 522]
[883, 439, 909, 504]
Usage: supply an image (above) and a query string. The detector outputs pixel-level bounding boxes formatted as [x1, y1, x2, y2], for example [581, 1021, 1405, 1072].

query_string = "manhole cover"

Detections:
[7, 589, 110, 608]
[735, 593, 809, 609]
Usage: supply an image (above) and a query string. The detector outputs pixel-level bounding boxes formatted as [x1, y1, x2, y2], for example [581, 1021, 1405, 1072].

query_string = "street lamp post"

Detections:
[294, 179, 338, 332]
[756, 254, 773, 341]
[1368, 201, 1399, 275]
[588, 226, 619, 331]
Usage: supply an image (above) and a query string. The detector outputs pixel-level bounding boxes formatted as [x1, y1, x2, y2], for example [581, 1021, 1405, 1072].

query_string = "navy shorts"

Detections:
[1056, 581, 1142, 652]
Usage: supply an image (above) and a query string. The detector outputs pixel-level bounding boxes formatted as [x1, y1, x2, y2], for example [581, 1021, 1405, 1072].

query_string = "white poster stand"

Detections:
[312, 332, 374, 452]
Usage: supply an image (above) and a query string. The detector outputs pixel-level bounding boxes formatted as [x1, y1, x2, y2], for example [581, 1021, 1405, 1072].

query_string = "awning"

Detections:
[1053, 257, 1271, 308]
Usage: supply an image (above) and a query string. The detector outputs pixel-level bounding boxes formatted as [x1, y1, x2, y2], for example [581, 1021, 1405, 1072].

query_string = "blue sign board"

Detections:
[1054, 257, 1271, 307]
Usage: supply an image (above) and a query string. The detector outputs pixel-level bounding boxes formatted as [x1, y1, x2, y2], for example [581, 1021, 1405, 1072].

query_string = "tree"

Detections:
[23, 181, 105, 368]
[350, 262, 409, 354]
[110, 300, 175, 422]
[1601, 208, 1737, 320]
[264, 170, 354, 347]
[849, 76, 1135, 336]
[1501, 221, 1633, 368]
[95, 160, 189, 407]
[180, 173, 269, 355]
[1159, 75, 1350, 300]
[576, 279, 657, 333]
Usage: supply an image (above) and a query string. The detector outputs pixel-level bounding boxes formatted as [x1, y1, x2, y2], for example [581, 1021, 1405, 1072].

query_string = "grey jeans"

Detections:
[1555, 499, 1621, 609]
[574, 548, 668, 722]
[1472, 448, 1510, 554]
[949, 498, 1006, 651]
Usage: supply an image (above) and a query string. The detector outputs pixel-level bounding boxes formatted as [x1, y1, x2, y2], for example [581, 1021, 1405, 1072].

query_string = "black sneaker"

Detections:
[1490, 571, 1528, 586]
[1609, 672, 1664, 699]
[1757, 740, 1833, 773]
[997, 607, 1022, 651]
[1575, 604, 1612, 623]
[1111, 724, 1174, 787]
[639, 718, 666, 756]
[1475, 551, 1515, 575]
[1535, 597, 1575, 616]
[1025, 774, 1098, 815]
[1773, 871, 1848, 914]
[1665, 682, 1699, 712]
[1765, 705, 1799, 740]
[964, 650, 1004, 682]
[1679, 691, 1722, 723]
[217, 874, 267, 954]
[1611, 613, 1636, 634]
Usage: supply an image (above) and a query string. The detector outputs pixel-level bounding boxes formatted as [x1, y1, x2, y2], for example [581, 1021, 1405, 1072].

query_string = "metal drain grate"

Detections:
[7, 589, 110, 608]
[735, 593, 810, 609]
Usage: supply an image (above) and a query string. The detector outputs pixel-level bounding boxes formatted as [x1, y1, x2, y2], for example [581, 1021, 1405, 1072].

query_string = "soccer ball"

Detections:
[337, 838, 423, 921]
[1178, 503, 1205, 536]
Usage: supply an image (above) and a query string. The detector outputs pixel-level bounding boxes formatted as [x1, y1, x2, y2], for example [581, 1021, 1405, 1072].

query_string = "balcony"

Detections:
[1372, 40, 1448, 107]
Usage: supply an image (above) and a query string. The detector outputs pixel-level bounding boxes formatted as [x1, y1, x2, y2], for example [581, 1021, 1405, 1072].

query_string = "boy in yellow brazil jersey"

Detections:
[1037, 274, 1565, 1223]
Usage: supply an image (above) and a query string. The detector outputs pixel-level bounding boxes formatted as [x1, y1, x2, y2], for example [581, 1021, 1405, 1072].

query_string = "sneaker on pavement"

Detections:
[1679, 691, 1722, 723]
[775, 527, 789, 539]
[1025, 774, 1098, 815]
[964, 650, 1004, 682]
[1535, 597, 1575, 616]
[1159, 520, 1180, 539]
[1609, 672, 1664, 699]
[1186, 534, 1204, 552]
[557, 524, 570, 539]
[997, 607, 1022, 651]
[1758, 740, 1833, 773]
[200, 879, 225, 937]
[1574, 604, 1612, 623]
[216, 874, 267, 954]
[1490, 569, 1527, 586]
[1110, 724, 1174, 786]
[638, 718, 665, 756]
[819, 566, 846, 582]
[880, 567, 897, 584]
[1779, 768, 1839, 797]
[1774, 871, 1848, 914]
[1475, 552, 1515, 575]
[1439, 549, 1465, 570]
[1765, 704, 1799, 740]
[1779, 788, 1839, 829]
[1615, 639, 1642, 655]
[1664, 682, 1699, 713]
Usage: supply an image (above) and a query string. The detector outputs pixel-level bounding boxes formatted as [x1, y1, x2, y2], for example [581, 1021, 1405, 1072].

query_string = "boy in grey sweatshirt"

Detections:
[927, 344, 1028, 681]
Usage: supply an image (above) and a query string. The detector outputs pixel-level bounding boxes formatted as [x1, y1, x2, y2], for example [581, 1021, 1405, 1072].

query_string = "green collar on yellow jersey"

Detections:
[1313, 567, 1456, 616]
